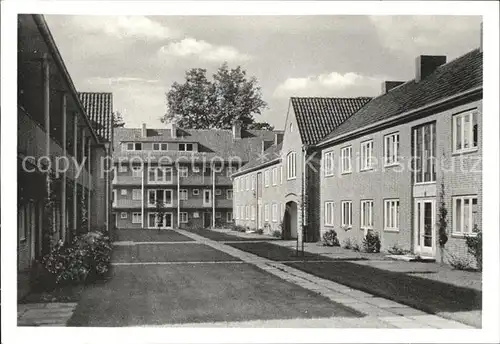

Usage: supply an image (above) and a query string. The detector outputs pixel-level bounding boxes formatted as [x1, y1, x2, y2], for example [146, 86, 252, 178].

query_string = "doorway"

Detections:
[283, 201, 298, 239]
[414, 199, 436, 257]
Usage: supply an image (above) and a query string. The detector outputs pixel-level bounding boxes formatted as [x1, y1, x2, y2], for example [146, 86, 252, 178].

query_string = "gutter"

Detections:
[33, 14, 100, 144]
[231, 158, 281, 179]
[316, 86, 483, 148]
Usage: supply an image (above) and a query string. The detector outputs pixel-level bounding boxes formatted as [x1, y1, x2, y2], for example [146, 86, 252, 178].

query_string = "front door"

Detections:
[148, 212, 173, 229]
[414, 199, 435, 257]
[203, 212, 212, 228]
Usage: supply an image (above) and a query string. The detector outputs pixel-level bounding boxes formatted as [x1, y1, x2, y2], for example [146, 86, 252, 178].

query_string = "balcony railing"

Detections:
[113, 175, 142, 185]
[18, 107, 92, 189]
[113, 199, 142, 209]
[215, 199, 233, 208]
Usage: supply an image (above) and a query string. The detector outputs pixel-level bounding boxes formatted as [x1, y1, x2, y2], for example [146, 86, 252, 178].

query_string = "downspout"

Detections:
[105, 143, 109, 233]
[177, 165, 180, 228]
[212, 164, 216, 228]
[141, 161, 144, 228]
[301, 145, 308, 256]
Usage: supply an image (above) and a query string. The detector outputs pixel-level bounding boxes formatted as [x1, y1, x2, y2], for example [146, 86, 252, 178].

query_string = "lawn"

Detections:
[184, 228, 275, 242]
[226, 242, 482, 328]
[113, 229, 194, 242]
[67, 263, 362, 326]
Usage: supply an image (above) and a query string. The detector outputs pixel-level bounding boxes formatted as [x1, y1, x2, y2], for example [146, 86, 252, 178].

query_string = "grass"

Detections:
[225, 241, 482, 328]
[113, 229, 194, 242]
[185, 228, 275, 242]
[67, 263, 362, 326]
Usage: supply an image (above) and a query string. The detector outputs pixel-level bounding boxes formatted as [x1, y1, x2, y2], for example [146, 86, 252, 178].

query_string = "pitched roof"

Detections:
[233, 142, 282, 176]
[113, 127, 276, 163]
[291, 97, 372, 145]
[78, 92, 113, 143]
[320, 48, 483, 144]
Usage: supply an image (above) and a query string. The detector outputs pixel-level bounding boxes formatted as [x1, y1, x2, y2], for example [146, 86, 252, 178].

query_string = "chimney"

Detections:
[415, 55, 447, 82]
[480, 22, 483, 53]
[170, 122, 177, 138]
[261, 140, 266, 156]
[141, 123, 147, 137]
[381, 81, 404, 94]
[232, 120, 241, 139]
[274, 132, 284, 145]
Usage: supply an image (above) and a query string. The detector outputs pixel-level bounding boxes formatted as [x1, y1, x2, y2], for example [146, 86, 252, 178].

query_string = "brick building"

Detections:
[232, 97, 371, 241]
[17, 15, 113, 298]
[112, 122, 277, 229]
[316, 48, 482, 263]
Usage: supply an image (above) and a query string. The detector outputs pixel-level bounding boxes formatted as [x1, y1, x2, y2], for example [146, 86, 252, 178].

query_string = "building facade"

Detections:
[317, 49, 482, 264]
[17, 15, 113, 298]
[232, 97, 371, 241]
[112, 122, 277, 229]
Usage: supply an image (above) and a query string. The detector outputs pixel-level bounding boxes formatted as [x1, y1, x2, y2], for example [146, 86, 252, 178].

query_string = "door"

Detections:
[148, 212, 173, 229]
[203, 212, 212, 228]
[414, 199, 435, 257]
[203, 189, 212, 207]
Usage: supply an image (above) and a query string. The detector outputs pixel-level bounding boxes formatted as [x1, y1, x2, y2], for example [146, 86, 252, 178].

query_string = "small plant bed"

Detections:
[19, 284, 85, 304]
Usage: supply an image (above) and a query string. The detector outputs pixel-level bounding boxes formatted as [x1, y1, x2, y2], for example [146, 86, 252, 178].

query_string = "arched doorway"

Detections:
[283, 201, 298, 240]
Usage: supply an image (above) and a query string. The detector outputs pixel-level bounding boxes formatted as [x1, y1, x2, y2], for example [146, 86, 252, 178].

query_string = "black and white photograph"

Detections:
[1, 1, 499, 343]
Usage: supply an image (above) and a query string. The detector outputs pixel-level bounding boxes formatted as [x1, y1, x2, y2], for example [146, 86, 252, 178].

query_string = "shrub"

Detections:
[255, 228, 264, 235]
[41, 231, 112, 286]
[271, 230, 282, 238]
[447, 251, 474, 271]
[465, 226, 482, 271]
[343, 237, 353, 249]
[387, 243, 409, 255]
[362, 230, 381, 253]
[230, 224, 246, 232]
[322, 229, 340, 247]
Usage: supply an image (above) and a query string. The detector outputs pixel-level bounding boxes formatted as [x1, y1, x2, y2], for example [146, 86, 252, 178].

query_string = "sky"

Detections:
[45, 15, 482, 130]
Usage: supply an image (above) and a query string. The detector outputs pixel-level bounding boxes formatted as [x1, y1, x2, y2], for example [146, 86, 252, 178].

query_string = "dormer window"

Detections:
[126, 142, 142, 151]
[153, 143, 168, 151]
[179, 143, 193, 152]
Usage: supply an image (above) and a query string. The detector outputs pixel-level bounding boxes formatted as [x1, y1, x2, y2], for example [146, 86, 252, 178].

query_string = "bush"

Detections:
[387, 243, 409, 255]
[362, 230, 381, 253]
[41, 231, 112, 286]
[322, 229, 340, 247]
[352, 242, 361, 252]
[465, 226, 482, 271]
[271, 230, 282, 238]
[447, 251, 474, 271]
[255, 228, 264, 235]
[342, 237, 353, 249]
[230, 224, 246, 232]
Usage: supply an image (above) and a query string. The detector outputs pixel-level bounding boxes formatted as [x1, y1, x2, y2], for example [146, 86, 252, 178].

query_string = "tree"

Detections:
[154, 198, 167, 231]
[162, 63, 270, 130]
[113, 111, 126, 128]
[247, 122, 275, 131]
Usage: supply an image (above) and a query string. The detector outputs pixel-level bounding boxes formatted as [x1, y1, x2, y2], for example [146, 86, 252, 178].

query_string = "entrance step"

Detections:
[386, 254, 435, 262]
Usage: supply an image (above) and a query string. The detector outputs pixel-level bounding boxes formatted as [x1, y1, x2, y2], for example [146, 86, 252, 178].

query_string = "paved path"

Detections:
[18, 303, 78, 326]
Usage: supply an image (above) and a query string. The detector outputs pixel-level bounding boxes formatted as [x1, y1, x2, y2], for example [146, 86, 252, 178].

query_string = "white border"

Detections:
[2, 1, 499, 344]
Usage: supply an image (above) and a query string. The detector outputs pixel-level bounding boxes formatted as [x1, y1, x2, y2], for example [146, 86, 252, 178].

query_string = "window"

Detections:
[180, 212, 188, 223]
[18, 206, 26, 241]
[240, 178, 244, 191]
[264, 170, 270, 187]
[240, 206, 244, 220]
[132, 167, 142, 178]
[148, 166, 173, 184]
[153, 143, 168, 151]
[178, 143, 193, 151]
[412, 122, 436, 183]
[179, 189, 188, 200]
[290, 123, 293, 132]
[287, 152, 297, 179]
[120, 189, 127, 196]
[119, 165, 128, 173]
[361, 140, 374, 170]
[226, 189, 233, 200]
[192, 165, 200, 173]
[178, 166, 188, 178]
[215, 189, 222, 196]
[272, 204, 278, 222]
[132, 212, 142, 224]
[193, 189, 200, 196]
[216, 212, 222, 219]
[148, 189, 173, 207]
[272, 167, 278, 185]
[132, 189, 142, 200]
[251, 205, 256, 220]
[235, 206, 239, 220]
[251, 175, 256, 190]
[324, 150, 334, 176]
[324, 202, 334, 226]
[126, 142, 142, 151]
[453, 110, 479, 153]
[384, 199, 400, 231]
[264, 204, 270, 222]
[341, 201, 352, 228]
[384, 133, 400, 165]
[246, 206, 250, 220]
[112, 190, 117, 207]
[361, 200, 374, 229]
[120, 212, 128, 219]
[227, 212, 233, 222]
[280, 165, 283, 184]
[453, 196, 478, 235]
[341, 146, 352, 173]
[246, 176, 250, 190]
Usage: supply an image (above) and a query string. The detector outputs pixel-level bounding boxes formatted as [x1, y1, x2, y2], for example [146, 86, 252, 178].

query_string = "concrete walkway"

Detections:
[177, 229, 473, 329]
[18, 303, 78, 326]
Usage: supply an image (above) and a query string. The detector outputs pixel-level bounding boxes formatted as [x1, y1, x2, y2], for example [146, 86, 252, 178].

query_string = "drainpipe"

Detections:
[61, 92, 67, 243]
[42, 54, 51, 244]
[301, 145, 308, 256]
[105, 143, 109, 233]
[141, 161, 144, 227]
[72, 113, 78, 239]
[212, 164, 216, 228]
[88, 138, 91, 232]
[177, 164, 180, 228]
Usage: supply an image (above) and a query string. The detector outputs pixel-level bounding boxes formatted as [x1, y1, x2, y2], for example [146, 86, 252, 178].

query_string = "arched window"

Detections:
[286, 152, 297, 179]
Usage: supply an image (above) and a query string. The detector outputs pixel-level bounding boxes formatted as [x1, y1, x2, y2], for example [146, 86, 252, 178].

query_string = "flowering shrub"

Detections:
[322, 229, 340, 247]
[465, 226, 482, 271]
[362, 230, 381, 253]
[271, 230, 282, 238]
[41, 231, 112, 285]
